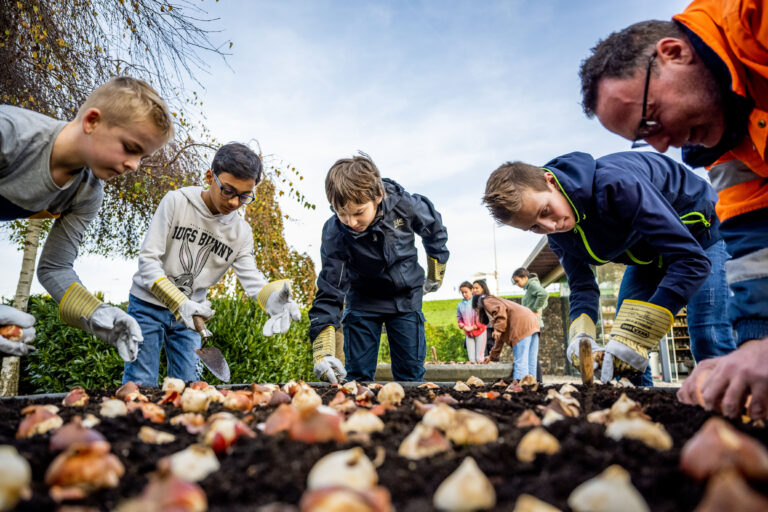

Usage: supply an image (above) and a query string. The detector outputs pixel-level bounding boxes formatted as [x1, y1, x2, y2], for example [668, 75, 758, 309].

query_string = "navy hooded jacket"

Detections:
[308, 178, 449, 341]
[544, 151, 720, 324]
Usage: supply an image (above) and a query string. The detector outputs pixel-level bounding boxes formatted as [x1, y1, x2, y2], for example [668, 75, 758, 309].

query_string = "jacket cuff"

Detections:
[150, 277, 187, 320]
[648, 287, 686, 316]
[59, 282, 103, 330]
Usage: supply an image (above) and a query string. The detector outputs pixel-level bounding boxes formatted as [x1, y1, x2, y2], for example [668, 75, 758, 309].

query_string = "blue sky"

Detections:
[0, 0, 692, 302]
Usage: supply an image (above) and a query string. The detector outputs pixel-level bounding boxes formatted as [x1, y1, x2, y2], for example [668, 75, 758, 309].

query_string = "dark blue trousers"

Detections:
[343, 310, 426, 381]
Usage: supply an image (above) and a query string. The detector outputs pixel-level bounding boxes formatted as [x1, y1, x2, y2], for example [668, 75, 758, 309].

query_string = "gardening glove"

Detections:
[258, 279, 302, 336]
[566, 313, 600, 375]
[312, 326, 347, 384]
[0, 304, 36, 356]
[59, 282, 140, 362]
[150, 276, 215, 330]
[423, 256, 447, 294]
[598, 300, 674, 383]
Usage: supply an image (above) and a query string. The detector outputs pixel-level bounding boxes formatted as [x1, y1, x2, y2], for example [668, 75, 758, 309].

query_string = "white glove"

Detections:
[177, 299, 215, 331]
[263, 283, 301, 336]
[423, 278, 441, 294]
[313, 356, 347, 384]
[82, 305, 141, 362]
[0, 305, 36, 356]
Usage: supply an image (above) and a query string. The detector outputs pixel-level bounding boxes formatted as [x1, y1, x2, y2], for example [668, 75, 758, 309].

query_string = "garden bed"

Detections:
[2, 381, 767, 511]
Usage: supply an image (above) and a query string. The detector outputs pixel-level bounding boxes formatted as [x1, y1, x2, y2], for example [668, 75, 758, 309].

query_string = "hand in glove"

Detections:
[567, 302, 673, 383]
[312, 326, 347, 384]
[262, 281, 301, 336]
[59, 282, 140, 362]
[177, 299, 215, 331]
[423, 256, 446, 294]
[82, 305, 141, 362]
[0, 304, 36, 356]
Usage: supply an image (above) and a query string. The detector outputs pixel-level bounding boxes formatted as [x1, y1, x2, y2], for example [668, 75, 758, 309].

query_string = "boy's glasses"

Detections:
[631, 52, 662, 149]
[213, 172, 255, 204]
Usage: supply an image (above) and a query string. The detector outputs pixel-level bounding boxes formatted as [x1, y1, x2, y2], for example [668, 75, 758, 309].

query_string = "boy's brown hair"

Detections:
[325, 153, 385, 211]
[483, 161, 548, 224]
[77, 76, 174, 141]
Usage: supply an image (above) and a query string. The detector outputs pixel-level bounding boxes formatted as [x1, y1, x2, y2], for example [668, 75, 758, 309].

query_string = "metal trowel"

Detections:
[193, 315, 231, 382]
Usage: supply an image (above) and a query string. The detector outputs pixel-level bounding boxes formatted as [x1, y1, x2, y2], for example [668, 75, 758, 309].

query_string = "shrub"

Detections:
[19, 294, 313, 394]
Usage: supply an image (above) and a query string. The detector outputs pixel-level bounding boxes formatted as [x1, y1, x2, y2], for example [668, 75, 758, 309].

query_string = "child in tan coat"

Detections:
[473, 293, 540, 380]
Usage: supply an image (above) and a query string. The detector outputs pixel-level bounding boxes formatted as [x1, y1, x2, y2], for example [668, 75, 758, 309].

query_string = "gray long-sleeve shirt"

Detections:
[0, 105, 104, 302]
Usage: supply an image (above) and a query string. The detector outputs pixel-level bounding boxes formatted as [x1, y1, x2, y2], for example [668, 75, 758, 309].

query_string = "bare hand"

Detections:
[688, 338, 768, 419]
[677, 357, 718, 407]
[492, 330, 501, 342]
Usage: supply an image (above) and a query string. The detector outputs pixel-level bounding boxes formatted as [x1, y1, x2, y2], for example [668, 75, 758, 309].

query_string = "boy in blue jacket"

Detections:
[483, 151, 735, 385]
[309, 154, 449, 382]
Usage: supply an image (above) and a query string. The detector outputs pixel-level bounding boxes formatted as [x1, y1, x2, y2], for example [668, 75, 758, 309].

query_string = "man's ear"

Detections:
[81, 108, 102, 134]
[544, 171, 557, 188]
[656, 37, 694, 64]
[204, 169, 213, 187]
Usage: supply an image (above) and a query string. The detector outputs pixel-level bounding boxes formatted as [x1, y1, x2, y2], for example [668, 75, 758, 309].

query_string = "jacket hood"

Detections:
[179, 186, 240, 225]
[541, 151, 597, 225]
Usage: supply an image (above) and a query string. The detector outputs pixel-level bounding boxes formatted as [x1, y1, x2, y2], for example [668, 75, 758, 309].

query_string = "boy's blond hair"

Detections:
[483, 161, 549, 224]
[325, 154, 385, 211]
[77, 76, 174, 141]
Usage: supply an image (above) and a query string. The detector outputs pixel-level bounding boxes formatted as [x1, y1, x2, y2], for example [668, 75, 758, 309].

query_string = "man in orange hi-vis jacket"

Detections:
[578, 0, 768, 419]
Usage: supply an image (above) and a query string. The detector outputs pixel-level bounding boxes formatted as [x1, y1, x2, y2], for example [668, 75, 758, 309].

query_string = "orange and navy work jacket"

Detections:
[675, 0, 768, 221]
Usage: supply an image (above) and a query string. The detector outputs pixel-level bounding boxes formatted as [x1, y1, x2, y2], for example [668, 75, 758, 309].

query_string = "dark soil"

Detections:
[2, 382, 768, 511]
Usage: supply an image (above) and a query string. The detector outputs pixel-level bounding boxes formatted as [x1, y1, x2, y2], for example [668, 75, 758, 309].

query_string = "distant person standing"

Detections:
[513, 268, 548, 380]
[472, 279, 493, 359]
[456, 281, 487, 363]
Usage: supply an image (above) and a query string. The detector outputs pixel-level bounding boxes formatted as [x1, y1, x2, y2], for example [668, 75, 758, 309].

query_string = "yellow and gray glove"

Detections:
[150, 277, 214, 330]
[599, 300, 674, 382]
[312, 326, 347, 383]
[423, 256, 447, 294]
[567, 302, 674, 383]
[0, 305, 36, 356]
[566, 313, 601, 376]
[258, 279, 302, 337]
[59, 282, 140, 362]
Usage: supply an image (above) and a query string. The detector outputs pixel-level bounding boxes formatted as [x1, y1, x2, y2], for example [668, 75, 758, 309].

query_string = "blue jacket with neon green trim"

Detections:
[544, 151, 720, 324]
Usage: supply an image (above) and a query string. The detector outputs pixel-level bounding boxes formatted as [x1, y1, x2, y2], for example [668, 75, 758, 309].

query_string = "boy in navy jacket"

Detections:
[483, 151, 735, 385]
[309, 154, 449, 382]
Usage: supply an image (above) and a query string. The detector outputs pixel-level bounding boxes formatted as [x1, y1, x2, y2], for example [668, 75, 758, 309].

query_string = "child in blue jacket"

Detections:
[308, 154, 449, 382]
[483, 151, 735, 385]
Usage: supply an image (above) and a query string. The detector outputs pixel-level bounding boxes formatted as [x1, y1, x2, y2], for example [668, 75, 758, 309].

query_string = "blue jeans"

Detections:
[512, 333, 539, 380]
[617, 240, 736, 386]
[343, 310, 426, 381]
[122, 294, 202, 386]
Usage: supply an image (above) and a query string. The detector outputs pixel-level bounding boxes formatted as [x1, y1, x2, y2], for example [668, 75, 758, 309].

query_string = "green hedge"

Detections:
[16, 294, 472, 393]
[18, 294, 312, 394]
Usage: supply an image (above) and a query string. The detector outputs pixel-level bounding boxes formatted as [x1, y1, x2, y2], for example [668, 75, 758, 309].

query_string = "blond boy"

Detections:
[0, 76, 172, 361]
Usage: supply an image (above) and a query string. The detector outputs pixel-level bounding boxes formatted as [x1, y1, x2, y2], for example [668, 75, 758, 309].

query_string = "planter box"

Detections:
[374, 362, 513, 382]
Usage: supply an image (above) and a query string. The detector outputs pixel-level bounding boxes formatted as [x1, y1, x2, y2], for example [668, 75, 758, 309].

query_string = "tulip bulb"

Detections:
[377, 382, 405, 406]
[516, 427, 561, 462]
[433, 457, 496, 511]
[307, 447, 378, 492]
[567, 465, 649, 512]
[0, 445, 31, 512]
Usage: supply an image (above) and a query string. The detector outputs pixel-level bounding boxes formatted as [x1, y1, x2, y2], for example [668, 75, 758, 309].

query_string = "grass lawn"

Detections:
[422, 294, 526, 327]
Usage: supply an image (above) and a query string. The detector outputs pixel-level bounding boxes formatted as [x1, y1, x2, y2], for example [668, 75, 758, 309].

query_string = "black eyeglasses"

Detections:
[631, 52, 662, 149]
[213, 173, 255, 204]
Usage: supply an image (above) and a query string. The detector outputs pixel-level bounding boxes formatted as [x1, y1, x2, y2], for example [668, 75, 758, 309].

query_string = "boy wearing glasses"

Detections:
[122, 142, 301, 385]
[483, 150, 734, 385]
